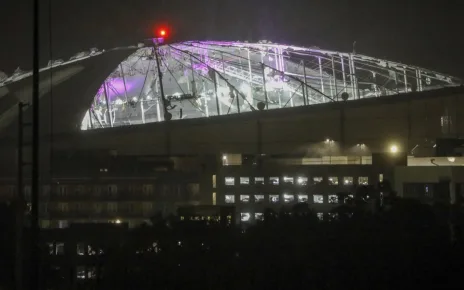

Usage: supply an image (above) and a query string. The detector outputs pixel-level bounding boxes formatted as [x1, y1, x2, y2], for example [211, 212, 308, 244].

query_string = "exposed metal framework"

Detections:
[2, 41, 460, 130]
[80, 41, 461, 130]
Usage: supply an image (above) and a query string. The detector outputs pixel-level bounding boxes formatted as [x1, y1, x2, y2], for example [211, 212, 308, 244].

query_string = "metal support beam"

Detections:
[214, 72, 221, 116]
[261, 63, 269, 109]
[403, 67, 408, 93]
[120, 64, 129, 103]
[318, 57, 325, 95]
[331, 56, 337, 100]
[102, 82, 113, 127]
[154, 45, 168, 120]
[302, 61, 308, 105]
[340, 55, 347, 93]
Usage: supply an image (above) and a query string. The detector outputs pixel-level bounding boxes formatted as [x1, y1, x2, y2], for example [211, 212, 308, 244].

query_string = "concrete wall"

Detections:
[52, 87, 464, 156]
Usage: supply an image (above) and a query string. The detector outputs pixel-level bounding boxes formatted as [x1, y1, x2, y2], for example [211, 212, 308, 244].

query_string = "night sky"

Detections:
[0, 0, 462, 78]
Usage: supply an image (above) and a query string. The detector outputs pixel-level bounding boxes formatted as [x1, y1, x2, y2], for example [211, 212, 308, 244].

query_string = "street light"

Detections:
[390, 144, 398, 153]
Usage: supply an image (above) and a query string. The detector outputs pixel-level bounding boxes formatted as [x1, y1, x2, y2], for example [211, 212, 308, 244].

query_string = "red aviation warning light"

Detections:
[151, 24, 171, 45]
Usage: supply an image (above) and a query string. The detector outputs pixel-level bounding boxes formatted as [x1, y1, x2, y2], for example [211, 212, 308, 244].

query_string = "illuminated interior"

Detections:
[78, 41, 461, 130]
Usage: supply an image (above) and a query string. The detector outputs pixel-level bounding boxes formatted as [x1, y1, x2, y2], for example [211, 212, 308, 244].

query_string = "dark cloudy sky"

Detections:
[0, 0, 463, 78]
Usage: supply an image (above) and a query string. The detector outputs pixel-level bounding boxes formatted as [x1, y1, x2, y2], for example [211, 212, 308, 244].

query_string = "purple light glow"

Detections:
[97, 76, 145, 101]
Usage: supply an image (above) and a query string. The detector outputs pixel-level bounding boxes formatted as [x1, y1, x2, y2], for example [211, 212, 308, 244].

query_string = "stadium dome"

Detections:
[79, 41, 461, 130]
[0, 41, 461, 133]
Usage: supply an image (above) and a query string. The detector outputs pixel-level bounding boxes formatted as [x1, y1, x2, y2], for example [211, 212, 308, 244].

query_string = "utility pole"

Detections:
[15, 103, 28, 290]
[31, 0, 41, 290]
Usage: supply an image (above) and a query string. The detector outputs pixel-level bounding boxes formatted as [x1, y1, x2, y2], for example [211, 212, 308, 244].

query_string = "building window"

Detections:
[296, 177, 308, 185]
[108, 185, 118, 195]
[240, 195, 250, 203]
[297, 194, 309, 203]
[58, 185, 67, 196]
[269, 195, 279, 203]
[283, 193, 295, 203]
[283, 176, 294, 184]
[241, 213, 251, 222]
[313, 177, 323, 184]
[343, 177, 353, 185]
[240, 177, 250, 185]
[107, 202, 118, 213]
[255, 177, 265, 185]
[87, 267, 97, 279]
[143, 184, 154, 195]
[58, 220, 68, 229]
[254, 195, 265, 203]
[358, 177, 369, 185]
[317, 213, 324, 221]
[269, 177, 279, 185]
[313, 195, 324, 204]
[255, 213, 264, 221]
[328, 177, 339, 185]
[48, 242, 65, 255]
[225, 177, 235, 186]
[328, 195, 339, 204]
[328, 213, 339, 221]
[57, 202, 69, 212]
[77, 243, 86, 256]
[142, 202, 154, 212]
[212, 175, 217, 188]
[225, 195, 235, 204]
[76, 267, 86, 279]
[212, 192, 216, 205]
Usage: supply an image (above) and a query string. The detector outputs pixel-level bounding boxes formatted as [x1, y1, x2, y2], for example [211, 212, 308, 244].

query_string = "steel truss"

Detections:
[69, 41, 461, 130]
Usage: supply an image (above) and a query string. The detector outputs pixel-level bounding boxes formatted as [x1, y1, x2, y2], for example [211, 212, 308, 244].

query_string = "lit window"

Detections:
[240, 177, 250, 185]
[76, 266, 86, 279]
[58, 220, 68, 229]
[269, 177, 279, 185]
[343, 177, 353, 185]
[254, 195, 265, 203]
[379, 174, 384, 182]
[241, 213, 251, 222]
[255, 213, 264, 221]
[313, 195, 324, 204]
[269, 195, 279, 203]
[328, 195, 339, 204]
[225, 195, 235, 204]
[77, 243, 86, 256]
[56, 243, 64, 255]
[297, 194, 308, 203]
[283, 176, 294, 184]
[297, 177, 308, 185]
[240, 195, 250, 203]
[87, 267, 97, 279]
[313, 177, 323, 184]
[225, 177, 235, 186]
[328, 213, 339, 221]
[358, 177, 368, 185]
[317, 213, 324, 221]
[283, 194, 295, 203]
[328, 177, 339, 185]
[255, 177, 265, 185]
[212, 175, 217, 188]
